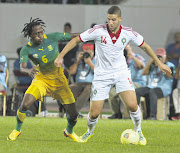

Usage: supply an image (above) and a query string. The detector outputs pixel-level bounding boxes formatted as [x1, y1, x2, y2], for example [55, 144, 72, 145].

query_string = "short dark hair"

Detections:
[64, 22, 71, 29]
[107, 6, 121, 17]
[21, 17, 46, 38]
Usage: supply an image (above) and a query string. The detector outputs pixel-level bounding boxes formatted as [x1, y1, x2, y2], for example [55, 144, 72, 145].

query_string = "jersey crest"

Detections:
[121, 38, 126, 45]
[48, 45, 53, 51]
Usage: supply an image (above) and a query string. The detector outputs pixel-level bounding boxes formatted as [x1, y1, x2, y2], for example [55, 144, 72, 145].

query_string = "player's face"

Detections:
[107, 14, 122, 33]
[30, 25, 44, 46]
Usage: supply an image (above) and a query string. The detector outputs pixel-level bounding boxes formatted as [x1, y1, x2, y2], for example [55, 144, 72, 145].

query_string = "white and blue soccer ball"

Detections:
[120, 129, 139, 145]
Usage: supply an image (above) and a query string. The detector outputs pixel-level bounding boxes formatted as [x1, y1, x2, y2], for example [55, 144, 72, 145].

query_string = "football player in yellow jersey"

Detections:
[7, 18, 82, 142]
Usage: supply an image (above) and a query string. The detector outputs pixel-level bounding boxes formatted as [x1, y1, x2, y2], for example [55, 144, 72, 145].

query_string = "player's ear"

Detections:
[119, 16, 122, 22]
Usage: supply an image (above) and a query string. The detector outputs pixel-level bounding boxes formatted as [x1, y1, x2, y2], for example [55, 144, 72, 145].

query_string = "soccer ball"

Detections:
[120, 129, 139, 145]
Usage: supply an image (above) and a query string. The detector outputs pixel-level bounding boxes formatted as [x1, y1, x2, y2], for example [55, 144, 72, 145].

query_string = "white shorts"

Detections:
[90, 69, 134, 101]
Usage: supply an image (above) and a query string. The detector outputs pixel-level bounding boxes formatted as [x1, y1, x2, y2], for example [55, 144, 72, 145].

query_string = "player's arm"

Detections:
[54, 36, 81, 67]
[20, 63, 39, 78]
[140, 42, 172, 75]
[19, 47, 39, 78]
[47, 32, 80, 42]
[70, 33, 81, 39]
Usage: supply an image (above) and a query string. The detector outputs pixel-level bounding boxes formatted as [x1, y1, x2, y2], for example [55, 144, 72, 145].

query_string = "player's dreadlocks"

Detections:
[21, 17, 46, 38]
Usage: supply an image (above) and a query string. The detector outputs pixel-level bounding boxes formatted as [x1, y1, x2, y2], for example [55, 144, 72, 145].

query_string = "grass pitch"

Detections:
[0, 117, 179, 153]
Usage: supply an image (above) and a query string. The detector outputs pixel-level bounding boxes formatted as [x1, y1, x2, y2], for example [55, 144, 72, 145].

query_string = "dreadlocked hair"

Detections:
[21, 17, 46, 38]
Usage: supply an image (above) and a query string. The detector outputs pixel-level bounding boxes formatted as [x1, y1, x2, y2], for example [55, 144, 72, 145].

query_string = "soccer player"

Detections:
[54, 6, 172, 145]
[7, 18, 81, 142]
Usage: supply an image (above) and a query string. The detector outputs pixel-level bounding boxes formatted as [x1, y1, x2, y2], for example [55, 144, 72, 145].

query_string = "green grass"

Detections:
[0, 117, 179, 153]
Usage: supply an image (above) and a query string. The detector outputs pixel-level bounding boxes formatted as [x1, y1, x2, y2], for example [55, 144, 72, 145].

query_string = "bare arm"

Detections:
[70, 33, 80, 39]
[54, 36, 82, 67]
[20, 62, 39, 78]
[140, 42, 172, 75]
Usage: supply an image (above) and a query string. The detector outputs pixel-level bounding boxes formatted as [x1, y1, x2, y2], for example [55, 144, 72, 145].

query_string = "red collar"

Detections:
[107, 24, 122, 44]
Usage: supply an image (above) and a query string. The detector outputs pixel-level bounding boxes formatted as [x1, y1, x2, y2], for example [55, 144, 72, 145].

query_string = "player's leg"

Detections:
[80, 100, 104, 142]
[119, 90, 147, 145]
[54, 77, 81, 142]
[80, 78, 111, 142]
[108, 87, 121, 119]
[63, 103, 78, 134]
[7, 85, 41, 141]
[63, 102, 82, 142]
[69, 83, 83, 100]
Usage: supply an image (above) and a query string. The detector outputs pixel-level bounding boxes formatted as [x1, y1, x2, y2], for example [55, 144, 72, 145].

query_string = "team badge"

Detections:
[121, 38, 126, 45]
[48, 45, 53, 51]
[93, 89, 97, 95]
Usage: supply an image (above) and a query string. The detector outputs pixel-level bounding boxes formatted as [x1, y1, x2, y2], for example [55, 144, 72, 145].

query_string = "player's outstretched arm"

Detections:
[54, 36, 81, 67]
[140, 42, 172, 76]
[70, 33, 80, 39]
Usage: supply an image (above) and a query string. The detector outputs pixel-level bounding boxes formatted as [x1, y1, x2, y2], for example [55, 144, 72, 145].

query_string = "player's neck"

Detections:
[110, 25, 121, 34]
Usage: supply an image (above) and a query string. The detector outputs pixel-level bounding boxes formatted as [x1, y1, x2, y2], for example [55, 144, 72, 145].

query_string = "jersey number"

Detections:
[101, 36, 107, 44]
[42, 55, 48, 63]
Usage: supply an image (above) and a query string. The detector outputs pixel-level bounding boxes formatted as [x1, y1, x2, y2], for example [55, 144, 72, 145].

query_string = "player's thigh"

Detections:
[91, 79, 113, 101]
[21, 85, 42, 109]
[119, 90, 138, 112]
[90, 100, 105, 118]
[115, 69, 134, 93]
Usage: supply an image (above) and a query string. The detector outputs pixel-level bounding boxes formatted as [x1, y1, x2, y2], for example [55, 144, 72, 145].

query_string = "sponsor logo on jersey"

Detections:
[33, 54, 39, 58]
[38, 47, 44, 51]
[48, 45, 53, 51]
[121, 38, 126, 45]
[20, 57, 23, 60]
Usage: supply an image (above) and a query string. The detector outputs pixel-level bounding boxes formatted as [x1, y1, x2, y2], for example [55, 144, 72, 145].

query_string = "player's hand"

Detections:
[157, 62, 172, 75]
[29, 64, 39, 78]
[54, 57, 63, 67]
